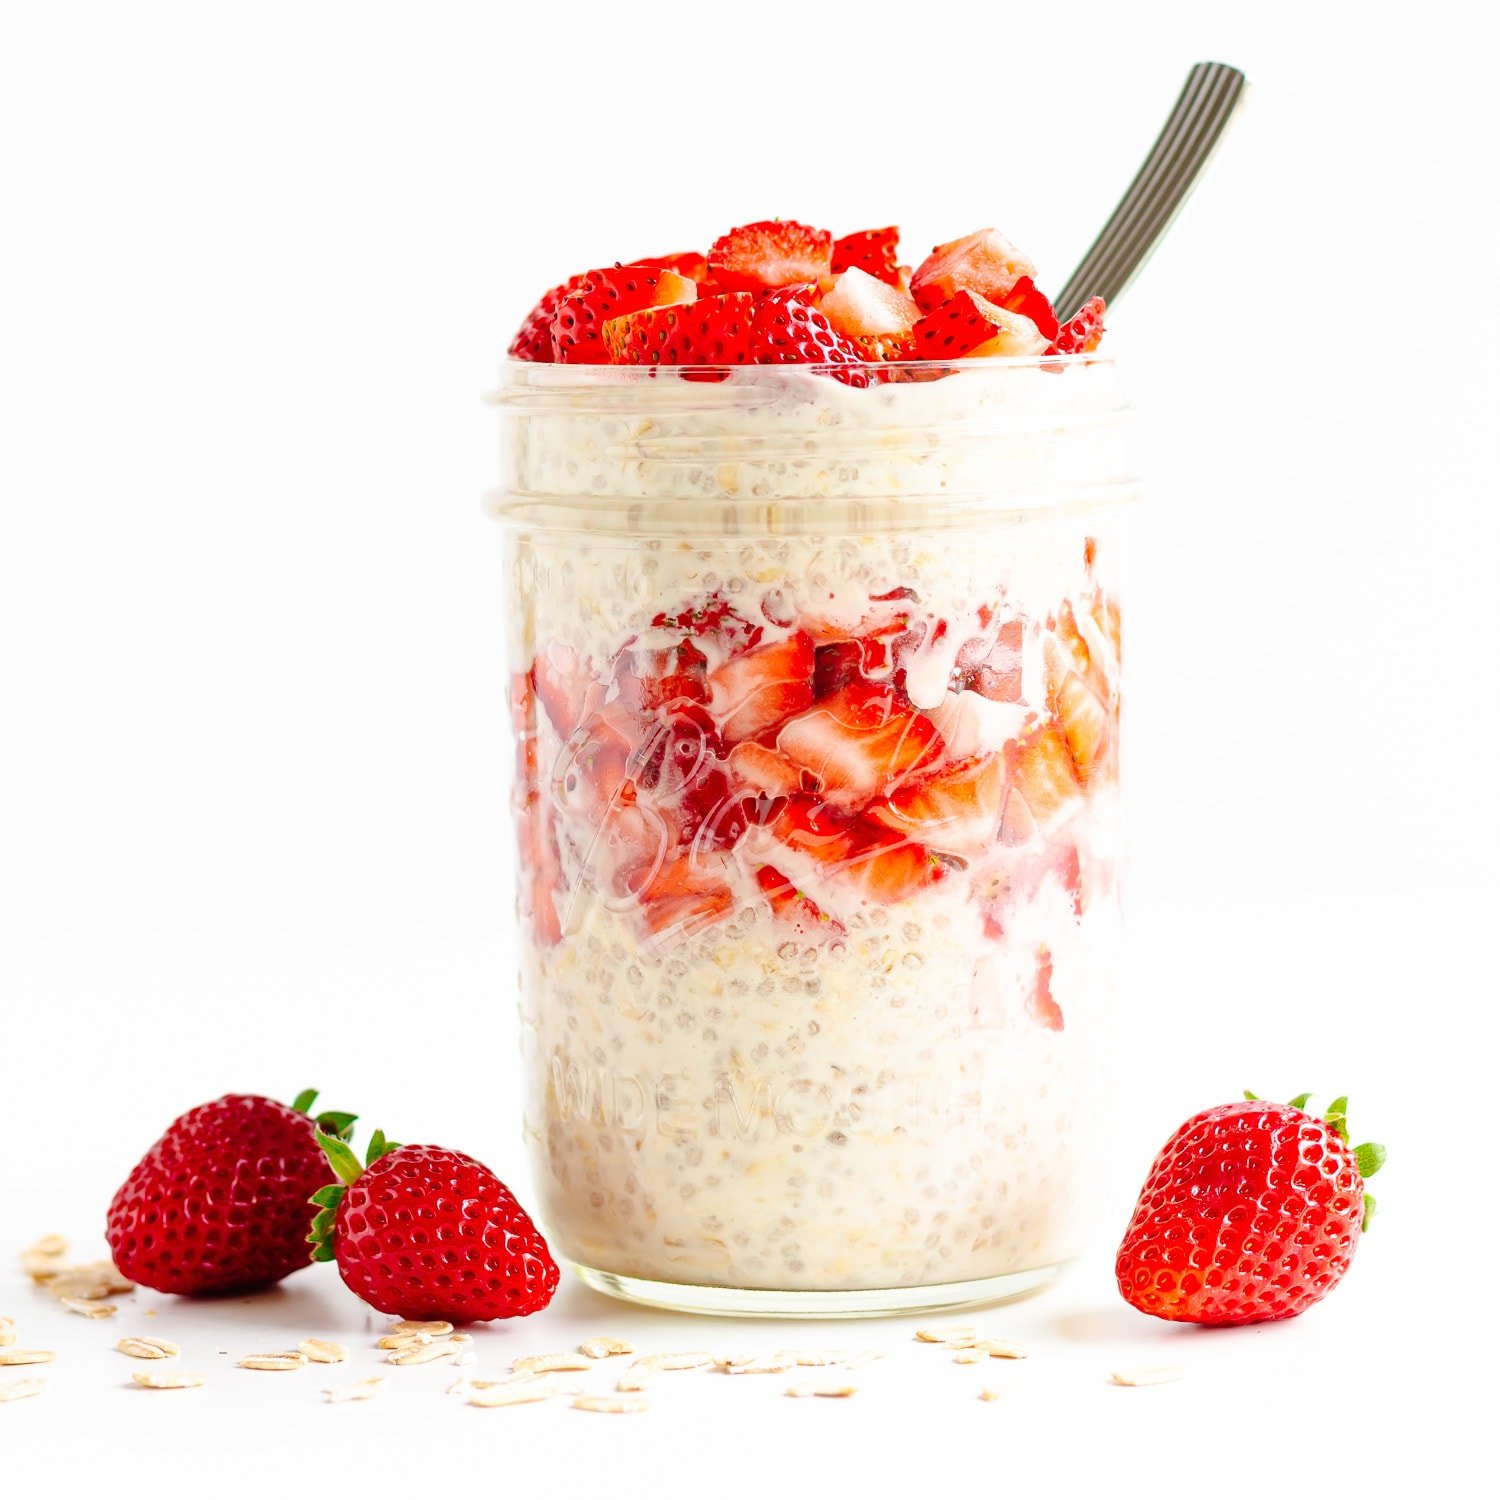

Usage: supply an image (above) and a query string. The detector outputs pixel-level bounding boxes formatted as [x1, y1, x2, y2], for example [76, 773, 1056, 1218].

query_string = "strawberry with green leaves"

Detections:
[1116, 1092, 1386, 1326]
[311, 1132, 559, 1322]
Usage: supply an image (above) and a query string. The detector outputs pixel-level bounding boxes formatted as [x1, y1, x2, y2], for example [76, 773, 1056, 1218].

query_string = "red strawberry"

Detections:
[768, 794, 859, 865]
[708, 219, 833, 291]
[832, 226, 903, 287]
[868, 752, 1007, 854]
[1048, 296, 1107, 355]
[813, 640, 865, 699]
[313, 1135, 559, 1322]
[507, 272, 591, 362]
[748, 288, 870, 382]
[755, 864, 843, 937]
[956, 617, 1024, 701]
[106, 1090, 357, 1295]
[1027, 944, 1063, 1029]
[552, 265, 697, 363]
[911, 290, 1048, 360]
[612, 637, 709, 713]
[629, 251, 710, 281]
[708, 631, 815, 743]
[728, 740, 803, 796]
[636, 851, 737, 937]
[1049, 666, 1111, 783]
[1116, 1094, 1385, 1326]
[531, 644, 602, 737]
[839, 825, 947, 902]
[911, 228, 1037, 312]
[776, 685, 944, 810]
[819, 268, 921, 344]
[604, 291, 757, 366]
[1007, 721, 1084, 832]
[996, 275, 1060, 344]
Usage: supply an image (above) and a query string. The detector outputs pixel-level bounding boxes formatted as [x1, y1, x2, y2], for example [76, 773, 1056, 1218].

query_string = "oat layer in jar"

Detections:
[490, 357, 1136, 1316]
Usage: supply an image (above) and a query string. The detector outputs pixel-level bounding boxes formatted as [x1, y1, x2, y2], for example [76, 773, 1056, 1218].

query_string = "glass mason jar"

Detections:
[488, 358, 1136, 1317]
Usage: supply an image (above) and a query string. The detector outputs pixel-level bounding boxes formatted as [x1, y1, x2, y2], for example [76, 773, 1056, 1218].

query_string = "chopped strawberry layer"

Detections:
[708, 631, 815, 743]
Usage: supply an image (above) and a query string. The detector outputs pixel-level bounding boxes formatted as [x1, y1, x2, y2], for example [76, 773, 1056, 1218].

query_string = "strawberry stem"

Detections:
[308, 1129, 403, 1263]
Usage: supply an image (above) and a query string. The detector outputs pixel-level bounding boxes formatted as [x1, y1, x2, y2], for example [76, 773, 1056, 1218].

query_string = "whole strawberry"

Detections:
[311, 1133, 558, 1322]
[1115, 1092, 1385, 1326]
[107, 1089, 356, 1295]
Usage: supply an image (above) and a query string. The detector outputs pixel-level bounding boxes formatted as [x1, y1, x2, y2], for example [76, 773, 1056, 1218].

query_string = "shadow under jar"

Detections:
[488, 357, 1137, 1317]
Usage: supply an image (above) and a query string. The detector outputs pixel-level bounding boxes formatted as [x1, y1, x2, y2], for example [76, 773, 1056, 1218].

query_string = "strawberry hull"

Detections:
[493, 360, 1135, 1311]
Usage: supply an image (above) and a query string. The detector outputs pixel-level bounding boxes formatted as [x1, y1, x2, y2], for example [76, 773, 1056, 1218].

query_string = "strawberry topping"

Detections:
[1048, 296, 1107, 355]
[708, 219, 834, 291]
[831, 227, 903, 287]
[552, 265, 696, 363]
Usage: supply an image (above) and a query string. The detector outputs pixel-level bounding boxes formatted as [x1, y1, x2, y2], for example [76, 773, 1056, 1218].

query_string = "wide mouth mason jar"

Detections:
[488, 357, 1136, 1317]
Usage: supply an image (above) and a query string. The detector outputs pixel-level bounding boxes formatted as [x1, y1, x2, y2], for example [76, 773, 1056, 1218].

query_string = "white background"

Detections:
[2, 1, 1496, 1493]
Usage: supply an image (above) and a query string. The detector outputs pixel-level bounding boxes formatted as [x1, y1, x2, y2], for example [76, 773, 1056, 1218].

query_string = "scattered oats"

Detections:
[117, 1337, 179, 1360]
[580, 1336, 635, 1359]
[297, 1339, 348, 1365]
[843, 1351, 885, 1371]
[1110, 1365, 1182, 1387]
[953, 1349, 986, 1365]
[0, 1378, 44, 1403]
[776, 1350, 848, 1367]
[391, 1320, 453, 1338]
[511, 1352, 591, 1375]
[470, 1372, 549, 1390]
[59, 1296, 117, 1319]
[978, 1339, 1028, 1360]
[0, 1350, 54, 1367]
[979, 1388, 1001, 1403]
[572, 1393, 648, 1414]
[376, 1331, 430, 1350]
[719, 1355, 793, 1375]
[615, 1368, 653, 1392]
[47, 1264, 135, 1301]
[27, 1235, 69, 1258]
[636, 1350, 713, 1371]
[20, 1252, 65, 1283]
[0, 1317, 15, 1348]
[942, 1334, 981, 1350]
[469, 1379, 557, 1408]
[238, 1353, 309, 1372]
[916, 1325, 976, 1344]
[449, 1333, 474, 1346]
[785, 1382, 857, 1398]
[387, 1339, 464, 1367]
[324, 1376, 387, 1404]
[132, 1369, 205, 1390]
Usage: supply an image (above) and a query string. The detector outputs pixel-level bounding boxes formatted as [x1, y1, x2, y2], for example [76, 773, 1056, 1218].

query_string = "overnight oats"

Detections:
[489, 220, 1136, 1314]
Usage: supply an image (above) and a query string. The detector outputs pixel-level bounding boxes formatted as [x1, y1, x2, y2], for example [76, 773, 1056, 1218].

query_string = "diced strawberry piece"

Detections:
[728, 741, 803, 797]
[850, 332, 918, 362]
[1090, 590, 1122, 676]
[559, 703, 639, 819]
[755, 864, 844, 938]
[747, 288, 870, 383]
[1052, 600, 1101, 690]
[1008, 721, 1084, 831]
[708, 631, 815, 743]
[997, 275, 1060, 344]
[603, 292, 756, 366]
[776, 685, 943, 810]
[1047, 296, 1107, 355]
[911, 291, 1048, 360]
[1049, 670, 1111, 784]
[507, 272, 592, 362]
[868, 753, 1007, 855]
[910, 228, 1037, 313]
[708, 219, 833, 291]
[532, 645, 602, 737]
[552, 266, 697, 363]
[813, 641, 864, 700]
[819, 268, 921, 343]
[629, 251, 710, 282]
[612, 638, 709, 714]
[596, 798, 670, 901]
[839, 826, 946, 903]
[831, 227, 903, 287]
[956, 617, 1024, 702]
[768, 795, 860, 866]
[637, 853, 736, 938]
[1027, 945, 1064, 1030]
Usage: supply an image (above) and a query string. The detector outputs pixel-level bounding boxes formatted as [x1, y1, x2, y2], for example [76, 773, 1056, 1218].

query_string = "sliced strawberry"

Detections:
[776, 685, 943, 810]
[819, 268, 921, 342]
[637, 853, 736, 938]
[748, 288, 869, 383]
[628, 251, 709, 282]
[1049, 670, 1111, 784]
[813, 640, 864, 700]
[839, 826, 946, 903]
[1008, 721, 1084, 831]
[911, 229, 1038, 313]
[707, 630, 815, 743]
[596, 797, 670, 900]
[831, 227, 902, 287]
[911, 291, 1048, 360]
[868, 752, 1007, 855]
[557, 703, 638, 819]
[532, 644, 602, 737]
[1047, 296, 1107, 355]
[850, 332, 917, 362]
[552, 266, 697, 363]
[612, 637, 709, 714]
[507, 272, 592, 362]
[727, 741, 803, 797]
[997, 275, 1060, 344]
[768, 794, 860, 866]
[1027, 945, 1064, 1030]
[956, 617, 1024, 702]
[708, 219, 833, 291]
[603, 292, 756, 366]
[755, 864, 844, 938]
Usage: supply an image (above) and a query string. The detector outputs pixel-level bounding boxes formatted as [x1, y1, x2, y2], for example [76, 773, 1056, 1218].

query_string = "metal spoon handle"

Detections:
[1053, 60, 1248, 322]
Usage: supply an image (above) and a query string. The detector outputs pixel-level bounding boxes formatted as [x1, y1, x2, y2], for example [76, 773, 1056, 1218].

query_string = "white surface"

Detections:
[2, 0, 1497, 1494]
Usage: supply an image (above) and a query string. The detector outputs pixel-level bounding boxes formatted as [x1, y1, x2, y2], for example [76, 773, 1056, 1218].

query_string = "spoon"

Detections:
[1053, 60, 1248, 322]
